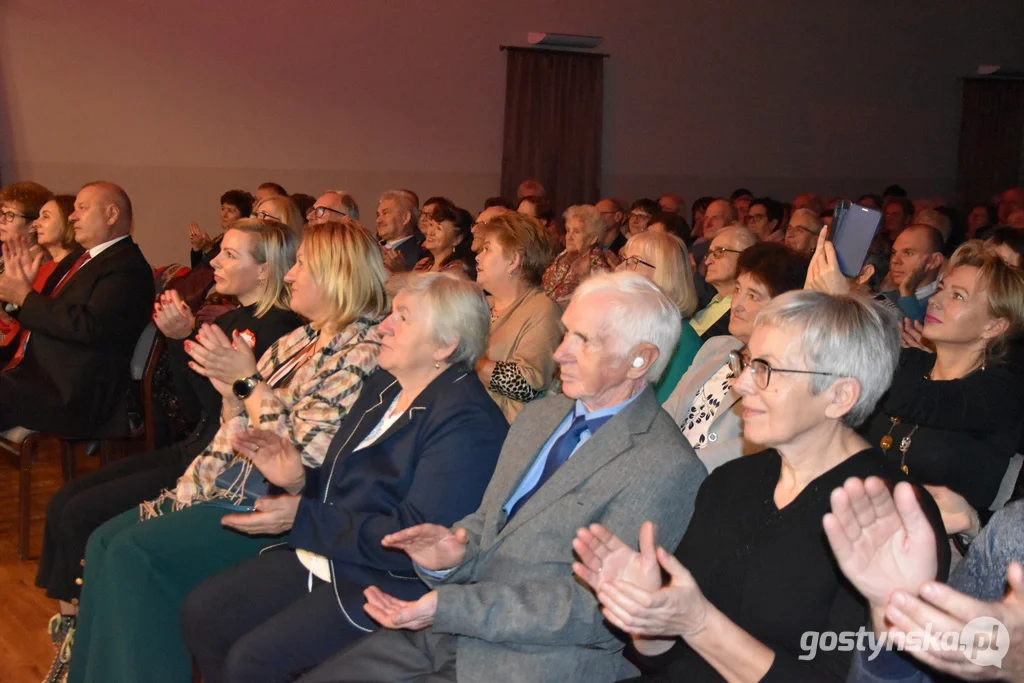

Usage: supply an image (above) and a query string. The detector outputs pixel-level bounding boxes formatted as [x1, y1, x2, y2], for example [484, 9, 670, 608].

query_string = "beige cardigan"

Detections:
[481, 287, 563, 423]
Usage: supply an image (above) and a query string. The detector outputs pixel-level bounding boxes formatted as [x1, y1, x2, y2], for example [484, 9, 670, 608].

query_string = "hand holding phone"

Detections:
[830, 201, 882, 278]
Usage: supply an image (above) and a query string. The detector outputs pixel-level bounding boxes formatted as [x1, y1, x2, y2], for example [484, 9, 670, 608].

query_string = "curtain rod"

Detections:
[499, 45, 610, 58]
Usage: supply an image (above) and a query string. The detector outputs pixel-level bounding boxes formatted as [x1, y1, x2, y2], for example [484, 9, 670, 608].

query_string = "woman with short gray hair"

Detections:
[541, 204, 617, 307]
[181, 271, 508, 683]
[572, 291, 949, 682]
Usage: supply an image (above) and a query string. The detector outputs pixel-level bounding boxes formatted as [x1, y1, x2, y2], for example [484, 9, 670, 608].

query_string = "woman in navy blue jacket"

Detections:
[182, 272, 509, 683]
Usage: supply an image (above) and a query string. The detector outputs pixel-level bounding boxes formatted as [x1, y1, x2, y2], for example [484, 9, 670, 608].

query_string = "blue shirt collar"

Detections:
[573, 389, 643, 423]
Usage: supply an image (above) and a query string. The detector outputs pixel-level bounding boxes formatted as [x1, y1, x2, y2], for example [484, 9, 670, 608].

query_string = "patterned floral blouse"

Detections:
[541, 245, 616, 306]
[681, 361, 736, 449]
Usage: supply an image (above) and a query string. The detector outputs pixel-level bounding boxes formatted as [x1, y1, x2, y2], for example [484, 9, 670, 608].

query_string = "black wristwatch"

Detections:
[232, 373, 263, 400]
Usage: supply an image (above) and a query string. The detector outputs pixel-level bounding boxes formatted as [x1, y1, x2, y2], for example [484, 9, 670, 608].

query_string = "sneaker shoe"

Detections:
[42, 616, 75, 683]
[47, 614, 74, 649]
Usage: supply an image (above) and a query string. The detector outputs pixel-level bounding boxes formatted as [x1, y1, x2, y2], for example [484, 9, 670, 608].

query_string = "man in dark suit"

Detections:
[297, 272, 708, 683]
[376, 190, 425, 272]
[0, 181, 154, 437]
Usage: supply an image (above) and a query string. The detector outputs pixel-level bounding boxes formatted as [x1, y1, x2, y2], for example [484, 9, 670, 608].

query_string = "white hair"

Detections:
[563, 204, 606, 245]
[754, 290, 899, 427]
[391, 271, 491, 371]
[571, 271, 682, 382]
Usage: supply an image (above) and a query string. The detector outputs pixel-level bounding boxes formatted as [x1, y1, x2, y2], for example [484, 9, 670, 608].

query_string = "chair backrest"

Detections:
[131, 323, 158, 381]
[990, 453, 1024, 511]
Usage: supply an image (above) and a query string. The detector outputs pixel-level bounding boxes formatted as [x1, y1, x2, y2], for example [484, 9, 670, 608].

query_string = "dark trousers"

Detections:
[296, 628, 457, 683]
[34, 446, 184, 602]
[182, 547, 374, 683]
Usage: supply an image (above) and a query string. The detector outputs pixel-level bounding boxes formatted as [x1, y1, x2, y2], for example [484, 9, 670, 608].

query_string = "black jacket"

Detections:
[0, 237, 155, 437]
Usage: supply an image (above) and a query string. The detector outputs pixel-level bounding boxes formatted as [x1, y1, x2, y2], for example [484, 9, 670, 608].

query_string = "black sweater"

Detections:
[630, 448, 949, 682]
[860, 348, 1024, 510]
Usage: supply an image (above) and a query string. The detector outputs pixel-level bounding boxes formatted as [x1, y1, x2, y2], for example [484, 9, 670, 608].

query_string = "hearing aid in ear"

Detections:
[632, 357, 644, 368]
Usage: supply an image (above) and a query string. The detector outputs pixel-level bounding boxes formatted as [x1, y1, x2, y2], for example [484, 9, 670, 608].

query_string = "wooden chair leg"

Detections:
[60, 440, 77, 483]
[18, 439, 36, 561]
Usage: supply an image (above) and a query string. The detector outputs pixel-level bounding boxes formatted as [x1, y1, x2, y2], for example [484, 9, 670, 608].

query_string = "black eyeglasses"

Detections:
[728, 350, 840, 390]
[705, 246, 742, 260]
[621, 255, 655, 271]
[629, 212, 651, 221]
[787, 223, 819, 238]
[0, 210, 27, 223]
[254, 210, 279, 221]
[307, 205, 348, 220]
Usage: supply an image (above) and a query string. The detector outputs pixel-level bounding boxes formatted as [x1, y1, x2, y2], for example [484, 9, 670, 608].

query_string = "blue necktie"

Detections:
[506, 413, 612, 521]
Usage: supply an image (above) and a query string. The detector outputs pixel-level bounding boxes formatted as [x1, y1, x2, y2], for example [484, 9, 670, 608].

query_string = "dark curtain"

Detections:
[956, 77, 1024, 205]
[500, 48, 604, 212]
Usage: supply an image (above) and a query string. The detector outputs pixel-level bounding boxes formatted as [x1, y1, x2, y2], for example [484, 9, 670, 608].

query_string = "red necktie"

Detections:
[3, 251, 92, 372]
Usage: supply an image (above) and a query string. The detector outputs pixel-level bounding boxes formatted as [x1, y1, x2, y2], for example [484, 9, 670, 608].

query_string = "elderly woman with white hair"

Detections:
[541, 204, 618, 307]
[181, 272, 509, 683]
[573, 291, 950, 682]
[616, 230, 701, 402]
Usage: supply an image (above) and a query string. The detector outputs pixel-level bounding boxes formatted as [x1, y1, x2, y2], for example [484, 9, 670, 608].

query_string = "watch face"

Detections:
[232, 378, 251, 399]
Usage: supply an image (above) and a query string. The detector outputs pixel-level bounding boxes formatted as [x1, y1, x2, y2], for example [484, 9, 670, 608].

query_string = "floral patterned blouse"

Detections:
[541, 245, 616, 306]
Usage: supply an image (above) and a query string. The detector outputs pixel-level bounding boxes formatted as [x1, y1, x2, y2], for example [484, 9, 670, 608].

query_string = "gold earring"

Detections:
[434, 361, 440, 369]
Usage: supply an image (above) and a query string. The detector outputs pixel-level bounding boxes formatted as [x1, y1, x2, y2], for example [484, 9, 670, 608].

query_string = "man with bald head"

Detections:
[659, 193, 684, 216]
[883, 223, 945, 322]
[690, 225, 758, 339]
[0, 181, 154, 436]
[595, 197, 628, 254]
[690, 198, 740, 271]
[306, 190, 359, 226]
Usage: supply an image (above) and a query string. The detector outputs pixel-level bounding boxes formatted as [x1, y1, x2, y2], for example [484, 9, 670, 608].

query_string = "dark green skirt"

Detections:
[67, 501, 280, 683]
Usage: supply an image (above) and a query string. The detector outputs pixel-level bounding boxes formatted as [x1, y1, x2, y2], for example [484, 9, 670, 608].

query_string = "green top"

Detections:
[654, 322, 704, 403]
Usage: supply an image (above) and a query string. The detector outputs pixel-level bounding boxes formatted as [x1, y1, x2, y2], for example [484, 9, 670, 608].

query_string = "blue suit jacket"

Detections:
[288, 366, 507, 630]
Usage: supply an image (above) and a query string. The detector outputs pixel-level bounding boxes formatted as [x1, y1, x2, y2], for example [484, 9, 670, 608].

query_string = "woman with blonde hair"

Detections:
[66, 219, 388, 683]
[254, 194, 305, 236]
[541, 204, 617, 307]
[36, 217, 303, 683]
[474, 211, 563, 422]
[860, 239, 1024, 512]
[617, 230, 702, 401]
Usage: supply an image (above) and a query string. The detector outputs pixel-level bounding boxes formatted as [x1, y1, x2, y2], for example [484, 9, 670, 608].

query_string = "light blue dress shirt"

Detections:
[420, 391, 642, 578]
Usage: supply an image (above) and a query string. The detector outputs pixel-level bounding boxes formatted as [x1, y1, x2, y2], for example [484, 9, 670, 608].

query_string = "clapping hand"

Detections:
[0, 237, 43, 306]
[185, 323, 258, 397]
[232, 428, 305, 492]
[823, 477, 938, 624]
[381, 524, 469, 571]
[574, 522, 710, 639]
[364, 587, 437, 631]
[188, 222, 212, 252]
[885, 562, 1024, 680]
[572, 521, 662, 594]
[380, 246, 406, 274]
[804, 227, 852, 296]
[153, 289, 195, 339]
[221, 494, 299, 535]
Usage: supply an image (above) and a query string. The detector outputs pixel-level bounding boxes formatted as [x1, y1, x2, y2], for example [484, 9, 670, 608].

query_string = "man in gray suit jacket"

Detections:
[297, 272, 708, 683]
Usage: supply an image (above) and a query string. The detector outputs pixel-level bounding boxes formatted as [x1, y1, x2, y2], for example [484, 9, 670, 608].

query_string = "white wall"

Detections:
[2, 0, 1022, 265]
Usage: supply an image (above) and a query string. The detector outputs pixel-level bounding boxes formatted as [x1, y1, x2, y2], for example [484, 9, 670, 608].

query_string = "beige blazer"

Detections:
[482, 287, 563, 423]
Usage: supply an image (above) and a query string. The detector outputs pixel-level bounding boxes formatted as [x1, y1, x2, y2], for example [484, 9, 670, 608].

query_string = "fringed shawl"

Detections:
[140, 317, 382, 519]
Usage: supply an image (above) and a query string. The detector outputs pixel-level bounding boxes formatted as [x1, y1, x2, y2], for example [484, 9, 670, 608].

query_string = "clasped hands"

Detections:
[0, 236, 44, 306]
[361, 524, 471, 631]
[824, 476, 1023, 680]
[184, 322, 258, 397]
